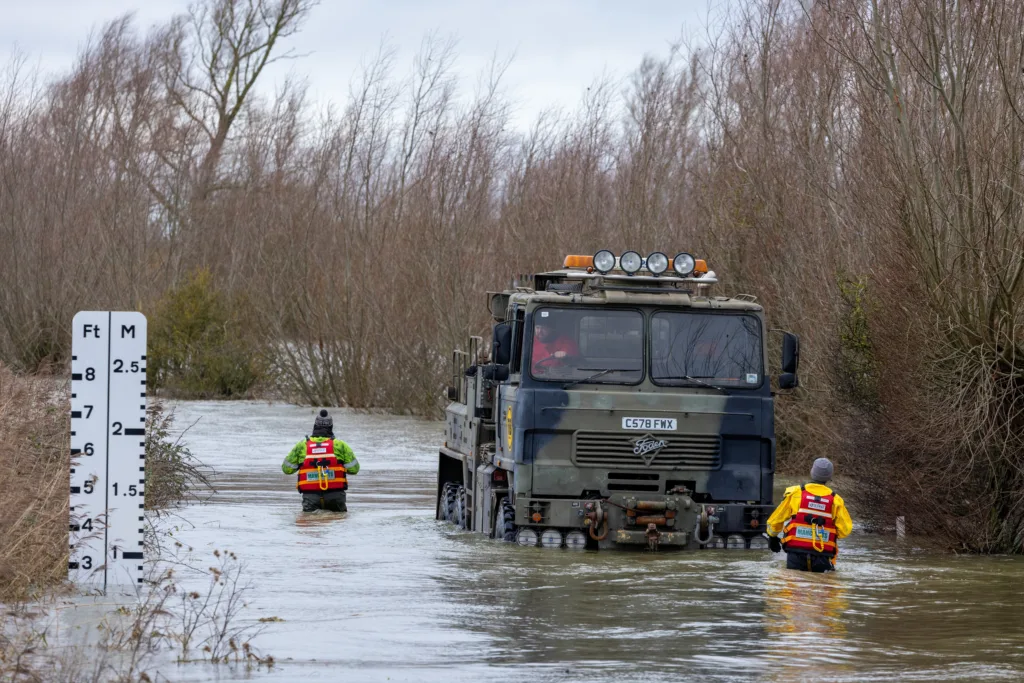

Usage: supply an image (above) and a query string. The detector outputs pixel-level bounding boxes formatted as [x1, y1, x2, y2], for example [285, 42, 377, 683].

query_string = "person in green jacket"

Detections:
[282, 409, 360, 512]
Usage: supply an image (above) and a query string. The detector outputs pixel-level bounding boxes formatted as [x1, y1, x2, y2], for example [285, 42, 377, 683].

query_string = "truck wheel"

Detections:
[443, 484, 458, 524]
[445, 485, 460, 524]
[456, 486, 469, 530]
[438, 482, 452, 521]
[499, 498, 517, 542]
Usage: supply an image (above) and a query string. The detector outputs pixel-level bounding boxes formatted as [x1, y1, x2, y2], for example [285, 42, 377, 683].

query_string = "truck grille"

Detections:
[572, 431, 721, 470]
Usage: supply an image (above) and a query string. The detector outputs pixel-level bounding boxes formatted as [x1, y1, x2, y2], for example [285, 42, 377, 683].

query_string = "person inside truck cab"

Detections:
[531, 314, 579, 372]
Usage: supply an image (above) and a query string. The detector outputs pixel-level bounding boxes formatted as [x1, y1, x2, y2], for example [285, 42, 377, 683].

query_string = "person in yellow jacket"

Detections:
[282, 409, 360, 512]
[766, 458, 852, 572]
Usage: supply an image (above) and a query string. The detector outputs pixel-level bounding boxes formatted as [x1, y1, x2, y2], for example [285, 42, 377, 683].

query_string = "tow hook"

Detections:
[584, 501, 608, 541]
[645, 523, 660, 551]
[694, 505, 719, 545]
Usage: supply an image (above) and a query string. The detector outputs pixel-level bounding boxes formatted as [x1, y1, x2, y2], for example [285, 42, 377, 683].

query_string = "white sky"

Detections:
[2, 0, 716, 129]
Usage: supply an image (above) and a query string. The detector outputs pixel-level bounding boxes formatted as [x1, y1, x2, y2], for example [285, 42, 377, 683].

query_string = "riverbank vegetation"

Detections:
[0, 364, 212, 601]
[0, 365, 247, 680]
[1, 0, 1023, 551]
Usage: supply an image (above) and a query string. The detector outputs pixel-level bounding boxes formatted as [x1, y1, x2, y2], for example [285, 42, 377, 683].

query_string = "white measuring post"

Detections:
[69, 312, 148, 593]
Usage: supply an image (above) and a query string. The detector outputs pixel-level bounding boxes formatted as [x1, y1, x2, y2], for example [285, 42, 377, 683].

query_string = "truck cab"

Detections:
[437, 250, 800, 550]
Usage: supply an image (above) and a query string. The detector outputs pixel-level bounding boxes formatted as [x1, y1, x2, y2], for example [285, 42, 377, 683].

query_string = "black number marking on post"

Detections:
[85, 368, 95, 381]
[84, 481, 94, 494]
[82, 556, 92, 570]
[84, 443, 94, 456]
[84, 405, 94, 418]
[112, 359, 141, 374]
[112, 422, 122, 435]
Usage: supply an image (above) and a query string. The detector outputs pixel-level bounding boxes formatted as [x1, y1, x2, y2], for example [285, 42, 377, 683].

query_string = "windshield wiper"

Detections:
[562, 368, 635, 390]
[657, 375, 729, 394]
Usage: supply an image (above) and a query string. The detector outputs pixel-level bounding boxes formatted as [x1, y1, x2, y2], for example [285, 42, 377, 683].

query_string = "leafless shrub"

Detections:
[174, 548, 269, 666]
[5, 0, 1024, 549]
[1, 548, 270, 681]
[0, 365, 69, 601]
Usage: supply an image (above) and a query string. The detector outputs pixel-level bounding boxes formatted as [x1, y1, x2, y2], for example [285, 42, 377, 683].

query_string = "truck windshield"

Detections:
[530, 308, 643, 384]
[651, 312, 763, 388]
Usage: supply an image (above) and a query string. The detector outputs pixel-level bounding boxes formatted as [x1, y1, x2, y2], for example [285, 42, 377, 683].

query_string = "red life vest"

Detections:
[296, 439, 348, 493]
[782, 485, 839, 557]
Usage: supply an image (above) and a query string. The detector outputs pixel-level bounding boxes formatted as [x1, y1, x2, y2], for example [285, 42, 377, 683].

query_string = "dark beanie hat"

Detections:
[313, 409, 333, 432]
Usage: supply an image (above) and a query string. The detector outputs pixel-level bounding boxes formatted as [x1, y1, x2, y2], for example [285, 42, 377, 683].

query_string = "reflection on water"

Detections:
[157, 400, 1024, 682]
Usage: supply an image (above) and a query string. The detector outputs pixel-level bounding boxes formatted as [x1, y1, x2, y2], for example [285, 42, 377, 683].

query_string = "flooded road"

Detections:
[160, 400, 1024, 682]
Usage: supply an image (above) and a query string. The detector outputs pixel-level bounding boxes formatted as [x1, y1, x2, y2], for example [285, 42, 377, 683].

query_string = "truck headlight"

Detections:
[705, 535, 725, 549]
[646, 252, 669, 275]
[726, 534, 746, 549]
[565, 530, 587, 549]
[748, 535, 769, 550]
[593, 250, 616, 274]
[540, 529, 563, 548]
[516, 528, 538, 547]
[673, 252, 695, 276]
[620, 251, 642, 274]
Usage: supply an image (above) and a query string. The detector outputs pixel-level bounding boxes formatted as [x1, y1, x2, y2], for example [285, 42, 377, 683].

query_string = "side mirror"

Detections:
[781, 332, 799, 373]
[493, 323, 512, 366]
[780, 332, 800, 389]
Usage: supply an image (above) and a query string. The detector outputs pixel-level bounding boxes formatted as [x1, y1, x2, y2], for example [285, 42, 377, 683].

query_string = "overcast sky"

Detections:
[2, 0, 716, 129]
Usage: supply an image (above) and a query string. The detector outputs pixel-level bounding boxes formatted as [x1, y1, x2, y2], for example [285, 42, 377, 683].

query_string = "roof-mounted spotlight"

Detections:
[647, 252, 669, 275]
[673, 252, 696, 277]
[620, 251, 642, 275]
[593, 250, 616, 274]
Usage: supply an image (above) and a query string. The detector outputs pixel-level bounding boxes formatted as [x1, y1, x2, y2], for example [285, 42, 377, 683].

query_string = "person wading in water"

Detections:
[282, 409, 360, 512]
[765, 458, 852, 572]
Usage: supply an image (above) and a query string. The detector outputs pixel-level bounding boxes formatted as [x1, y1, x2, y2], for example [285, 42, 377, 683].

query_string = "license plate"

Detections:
[622, 417, 677, 431]
[305, 470, 336, 481]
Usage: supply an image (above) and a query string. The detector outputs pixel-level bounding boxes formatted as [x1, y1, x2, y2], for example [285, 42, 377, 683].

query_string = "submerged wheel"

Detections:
[438, 482, 452, 521]
[443, 484, 458, 523]
[455, 486, 469, 530]
[499, 497, 517, 542]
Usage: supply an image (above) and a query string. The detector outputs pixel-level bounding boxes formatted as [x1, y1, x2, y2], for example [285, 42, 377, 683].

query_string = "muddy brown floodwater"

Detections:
[154, 400, 1024, 683]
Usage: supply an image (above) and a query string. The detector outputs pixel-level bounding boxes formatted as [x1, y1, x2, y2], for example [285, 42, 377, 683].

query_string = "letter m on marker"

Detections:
[121, 325, 136, 338]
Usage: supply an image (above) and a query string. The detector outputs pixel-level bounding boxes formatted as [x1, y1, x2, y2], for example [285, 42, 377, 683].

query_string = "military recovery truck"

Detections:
[436, 250, 800, 550]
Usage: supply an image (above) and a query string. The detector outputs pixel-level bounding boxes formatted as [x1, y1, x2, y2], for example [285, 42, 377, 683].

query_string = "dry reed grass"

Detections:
[0, 365, 69, 601]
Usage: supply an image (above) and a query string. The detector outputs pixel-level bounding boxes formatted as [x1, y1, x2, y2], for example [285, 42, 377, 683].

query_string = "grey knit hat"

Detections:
[313, 409, 333, 431]
[810, 457, 834, 484]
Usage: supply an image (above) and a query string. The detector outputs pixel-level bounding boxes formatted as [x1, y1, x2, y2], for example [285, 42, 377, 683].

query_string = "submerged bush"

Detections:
[147, 270, 262, 399]
[145, 401, 213, 512]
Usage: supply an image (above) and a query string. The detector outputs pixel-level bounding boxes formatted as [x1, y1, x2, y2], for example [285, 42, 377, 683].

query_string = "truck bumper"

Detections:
[514, 495, 774, 550]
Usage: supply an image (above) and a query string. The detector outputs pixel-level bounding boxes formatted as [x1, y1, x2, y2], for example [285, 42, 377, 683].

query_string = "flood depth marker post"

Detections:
[69, 312, 148, 593]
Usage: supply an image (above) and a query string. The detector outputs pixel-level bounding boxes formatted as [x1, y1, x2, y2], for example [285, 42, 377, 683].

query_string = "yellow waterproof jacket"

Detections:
[766, 483, 852, 540]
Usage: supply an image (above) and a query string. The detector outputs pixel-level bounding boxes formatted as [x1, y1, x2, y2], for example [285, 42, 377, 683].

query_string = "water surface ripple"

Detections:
[159, 400, 1024, 682]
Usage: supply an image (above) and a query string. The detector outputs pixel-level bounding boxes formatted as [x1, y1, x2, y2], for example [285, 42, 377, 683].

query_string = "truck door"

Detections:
[497, 306, 524, 466]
